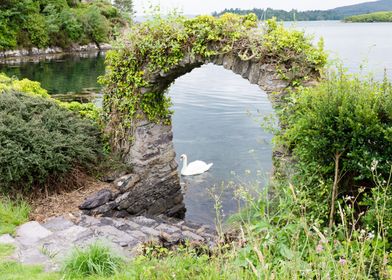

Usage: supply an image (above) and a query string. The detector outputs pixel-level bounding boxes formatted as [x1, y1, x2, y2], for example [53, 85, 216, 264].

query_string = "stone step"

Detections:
[0, 213, 217, 272]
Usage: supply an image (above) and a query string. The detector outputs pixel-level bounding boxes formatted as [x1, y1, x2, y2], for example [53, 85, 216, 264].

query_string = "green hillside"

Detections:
[345, 11, 392, 22]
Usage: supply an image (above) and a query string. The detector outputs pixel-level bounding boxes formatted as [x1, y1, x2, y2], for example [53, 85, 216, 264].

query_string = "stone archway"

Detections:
[83, 14, 326, 218]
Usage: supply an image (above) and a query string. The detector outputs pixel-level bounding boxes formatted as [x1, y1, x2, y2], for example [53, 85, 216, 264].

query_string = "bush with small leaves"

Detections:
[0, 91, 102, 194]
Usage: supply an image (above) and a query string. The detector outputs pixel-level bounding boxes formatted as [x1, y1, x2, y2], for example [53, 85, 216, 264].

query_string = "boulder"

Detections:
[114, 174, 140, 193]
[0, 234, 17, 245]
[16, 221, 53, 246]
[79, 189, 113, 210]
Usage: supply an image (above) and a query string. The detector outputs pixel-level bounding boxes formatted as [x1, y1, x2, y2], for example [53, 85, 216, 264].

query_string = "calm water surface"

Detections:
[286, 21, 392, 79]
[1, 21, 391, 224]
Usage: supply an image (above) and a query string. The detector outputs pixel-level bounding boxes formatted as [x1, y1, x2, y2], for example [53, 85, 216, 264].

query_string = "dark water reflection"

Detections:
[0, 52, 105, 94]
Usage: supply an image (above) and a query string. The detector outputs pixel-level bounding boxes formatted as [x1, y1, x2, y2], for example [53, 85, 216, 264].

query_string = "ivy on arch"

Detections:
[99, 13, 327, 139]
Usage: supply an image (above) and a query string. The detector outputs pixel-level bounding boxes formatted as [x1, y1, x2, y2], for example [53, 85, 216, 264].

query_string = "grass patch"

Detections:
[117, 250, 252, 280]
[0, 244, 15, 259]
[0, 261, 59, 280]
[0, 197, 30, 235]
[0, 244, 59, 280]
[62, 243, 124, 279]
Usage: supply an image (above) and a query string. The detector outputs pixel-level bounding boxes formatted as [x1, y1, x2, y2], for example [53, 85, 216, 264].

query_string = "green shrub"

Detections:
[62, 243, 124, 279]
[0, 73, 50, 98]
[60, 101, 101, 123]
[0, 73, 101, 123]
[0, 92, 102, 194]
[0, 197, 30, 235]
[278, 70, 392, 221]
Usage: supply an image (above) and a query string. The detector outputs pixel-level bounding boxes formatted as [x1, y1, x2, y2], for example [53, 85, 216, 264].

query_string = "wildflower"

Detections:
[339, 258, 347, 265]
[344, 196, 354, 202]
[371, 159, 379, 172]
[316, 244, 324, 253]
[368, 232, 375, 240]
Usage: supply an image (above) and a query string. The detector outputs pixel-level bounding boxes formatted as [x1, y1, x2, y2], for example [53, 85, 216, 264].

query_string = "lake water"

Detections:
[1, 21, 391, 225]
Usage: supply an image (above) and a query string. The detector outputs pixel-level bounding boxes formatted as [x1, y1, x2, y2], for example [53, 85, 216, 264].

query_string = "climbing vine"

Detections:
[100, 13, 327, 139]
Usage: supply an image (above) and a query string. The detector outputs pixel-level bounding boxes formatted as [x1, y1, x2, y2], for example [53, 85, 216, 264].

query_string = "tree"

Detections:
[113, 0, 133, 15]
[79, 6, 110, 47]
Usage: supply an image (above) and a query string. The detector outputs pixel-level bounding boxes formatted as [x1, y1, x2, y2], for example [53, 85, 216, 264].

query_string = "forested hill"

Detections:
[213, 0, 392, 21]
[0, 0, 130, 51]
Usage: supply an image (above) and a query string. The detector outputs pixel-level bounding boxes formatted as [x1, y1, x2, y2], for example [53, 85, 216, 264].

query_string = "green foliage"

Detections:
[61, 102, 101, 123]
[0, 0, 127, 50]
[0, 244, 15, 259]
[0, 74, 50, 98]
[362, 166, 392, 242]
[0, 72, 101, 122]
[24, 14, 50, 49]
[0, 16, 17, 50]
[0, 92, 102, 194]
[0, 197, 30, 235]
[278, 70, 392, 220]
[77, 6, 111, 45]
[100, 14, 326, 143]
[229, 181, 390, 279]
[113, 0, 134, 15]
[0, 262, 59, 280]
[262, 19, 327, 85]
[121, 247, 249, 279]
[62, 243, 124, 279]
[345, 11, 392, 22]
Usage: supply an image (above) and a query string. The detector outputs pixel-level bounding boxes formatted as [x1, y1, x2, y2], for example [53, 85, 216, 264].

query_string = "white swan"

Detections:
[180, 154, 213, 176]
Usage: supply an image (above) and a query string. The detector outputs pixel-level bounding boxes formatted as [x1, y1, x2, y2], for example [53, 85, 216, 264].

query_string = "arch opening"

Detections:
[169, 63, 275, 224]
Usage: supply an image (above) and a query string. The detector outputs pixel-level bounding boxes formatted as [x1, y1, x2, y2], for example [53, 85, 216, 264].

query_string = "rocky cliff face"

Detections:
[80, 118, 185, 218]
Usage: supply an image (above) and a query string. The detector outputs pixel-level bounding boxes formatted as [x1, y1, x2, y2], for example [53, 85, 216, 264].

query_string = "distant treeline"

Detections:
[345, 11, 392, 22]
[0, 0, 129, 51]
[212, 8, 343, 21]
[213, 0, 392, 21]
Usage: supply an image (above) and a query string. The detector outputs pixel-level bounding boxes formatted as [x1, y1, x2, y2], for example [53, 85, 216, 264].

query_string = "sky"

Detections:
[133, 0, 377, 16]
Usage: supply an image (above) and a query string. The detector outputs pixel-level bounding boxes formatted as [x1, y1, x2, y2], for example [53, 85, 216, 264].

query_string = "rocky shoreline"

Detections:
[0, 43, 112, 63]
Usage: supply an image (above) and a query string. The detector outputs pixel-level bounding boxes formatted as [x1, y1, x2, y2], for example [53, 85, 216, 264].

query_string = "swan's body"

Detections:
[180, 154, 213, 176]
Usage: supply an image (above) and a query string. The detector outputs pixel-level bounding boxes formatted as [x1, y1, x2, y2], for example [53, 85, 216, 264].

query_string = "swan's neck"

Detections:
[181, 156, 188, 171]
